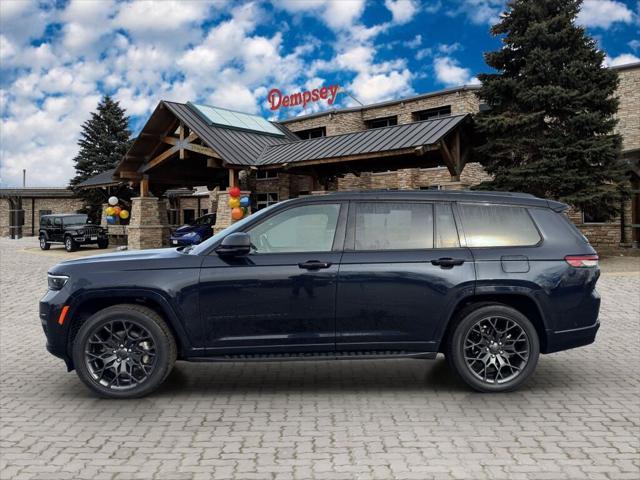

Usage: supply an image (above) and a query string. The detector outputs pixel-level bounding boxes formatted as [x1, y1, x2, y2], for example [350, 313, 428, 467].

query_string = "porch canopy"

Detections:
[115, 101, 298, 196]
[256, 114, 472, 183]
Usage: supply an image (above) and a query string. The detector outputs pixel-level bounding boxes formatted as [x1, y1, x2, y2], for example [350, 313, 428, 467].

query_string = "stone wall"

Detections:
[0, 196, 84, 237]
[283, 88, 480, 136]
[614, 64, 640, 152]
[127, 197, 170, 250]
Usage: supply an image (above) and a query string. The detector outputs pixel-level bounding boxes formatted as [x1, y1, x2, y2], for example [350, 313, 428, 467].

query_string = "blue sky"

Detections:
[1, 0, 638, 187]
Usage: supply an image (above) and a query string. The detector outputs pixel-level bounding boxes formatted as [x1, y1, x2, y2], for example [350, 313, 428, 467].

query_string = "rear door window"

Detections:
[354, 202, 433, 250]
[458, 204, 541, 247]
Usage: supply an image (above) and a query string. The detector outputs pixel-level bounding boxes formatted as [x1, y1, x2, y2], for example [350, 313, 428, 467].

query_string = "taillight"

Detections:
[565, 254, 599, 268]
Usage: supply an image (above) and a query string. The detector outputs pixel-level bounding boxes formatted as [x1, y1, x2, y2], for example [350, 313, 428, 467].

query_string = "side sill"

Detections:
[185, 351, 438, 363]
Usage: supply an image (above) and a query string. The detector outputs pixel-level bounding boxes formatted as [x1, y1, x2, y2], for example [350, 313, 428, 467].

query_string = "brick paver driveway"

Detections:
[1, 237, 639, 480]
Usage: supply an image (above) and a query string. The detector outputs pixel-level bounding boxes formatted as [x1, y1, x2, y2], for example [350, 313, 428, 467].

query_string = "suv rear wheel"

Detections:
[72, 304, 177, 399]
[97, 239, 109, 249]
[39, 235, 50, 250]
[446, 304, 539, 392]
[64, 235, 78, 252]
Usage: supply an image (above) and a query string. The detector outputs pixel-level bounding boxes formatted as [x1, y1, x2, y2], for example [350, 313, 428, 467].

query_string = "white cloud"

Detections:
[433, 56, 479, 86]
[451, 0, 504, 25]
[577, 0, 634, 29]
[385, 0, 419, 25]
[404, 34, 422, 49]
[629, 39, 640, 51]
[114, 0, 212, 37]
[277, 0, 365, 30]
[605, 53, 640, 67]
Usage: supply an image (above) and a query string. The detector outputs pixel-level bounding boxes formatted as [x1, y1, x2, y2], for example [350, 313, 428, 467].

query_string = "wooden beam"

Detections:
[140, 145, 179, 173]
[439, 139, 459, 179]
[162, 136, 179, 145]
[228, 169, 239, 188]
[178, 123, 185, 159]
[140, 175, 149, 197]
[183, 143, 222, 159]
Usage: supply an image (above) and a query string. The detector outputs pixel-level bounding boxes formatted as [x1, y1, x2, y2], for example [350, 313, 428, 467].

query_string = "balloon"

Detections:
[241, 206, 248, 215]
[229, 186, 241, 198]
[113, 206, 122, 215]
[119, 210, 129, 219]
[231, 207, 244, 220]
[106, 215, 116, 224]
[239, 196, 250, 207]
[105, 206, 115, 216]
[108, 196, 118, 206]
[228, 197, 240, 208]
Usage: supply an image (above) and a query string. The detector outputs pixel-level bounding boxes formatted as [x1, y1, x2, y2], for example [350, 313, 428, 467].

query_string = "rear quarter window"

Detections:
[458, 203, 541, 247]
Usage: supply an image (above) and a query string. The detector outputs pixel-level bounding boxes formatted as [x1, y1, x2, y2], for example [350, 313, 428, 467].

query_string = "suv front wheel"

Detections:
[446, 304, 540, 393]
[64, 236, 78, 252]
[72, 304, 177, 399]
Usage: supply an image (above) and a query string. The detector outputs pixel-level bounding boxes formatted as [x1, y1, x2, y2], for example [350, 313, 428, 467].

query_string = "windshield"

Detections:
[188, 203, 280, 255]
[62, 214, 88, 226]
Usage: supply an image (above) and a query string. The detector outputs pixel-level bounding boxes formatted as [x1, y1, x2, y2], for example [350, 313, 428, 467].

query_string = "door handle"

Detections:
[298, 260, 332, 270]
[431, 257, 465, 268]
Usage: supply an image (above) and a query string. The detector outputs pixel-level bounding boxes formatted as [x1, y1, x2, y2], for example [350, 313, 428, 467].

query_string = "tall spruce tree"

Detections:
[474, 0, 626, 218]
[70, 95, 133, 220]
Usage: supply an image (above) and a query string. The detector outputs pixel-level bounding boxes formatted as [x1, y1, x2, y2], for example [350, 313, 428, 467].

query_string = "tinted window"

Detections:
[248, 203, 340, 253]
[355, 202, 433, 250]
[458, 204, 540, 247]
[435, 203, 460, 248]
[62, 215, 87, 226]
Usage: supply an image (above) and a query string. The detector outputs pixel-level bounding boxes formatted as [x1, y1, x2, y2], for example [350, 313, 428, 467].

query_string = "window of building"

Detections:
[414, 105, 452, 121]
[168, 209, 179, 225]
[354, 202, 433, 250]
[256, 192, 279, 210]
[366, 116, 398, 129]
[38, 210, 52, 223]
[256, 170, 279, 180]
[248, 203, 340, 253]
[297, 191, 310, 197]
[419, 185, 444, 190]
[200, 208, 208, 216]
[435, 203, 460, 248]
[183, 209, 196, 225]
[582, 207, 609, 224]
[295, 127, 326, 140]
[458, 204, 541, 247]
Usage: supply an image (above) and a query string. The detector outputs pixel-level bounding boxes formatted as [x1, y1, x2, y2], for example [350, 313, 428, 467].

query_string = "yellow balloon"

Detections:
[119, 210, 129, 219]
[105, 207, 115, 216]
[228, 197, 240, 208]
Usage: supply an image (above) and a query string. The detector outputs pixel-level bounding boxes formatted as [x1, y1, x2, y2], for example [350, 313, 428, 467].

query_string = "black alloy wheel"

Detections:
[72, 304, 176, 398]
[446, 304, 539, 393]
[39, 235, 50, 250]
[97, 239, 109, 249]
[65, 236, 78, 252]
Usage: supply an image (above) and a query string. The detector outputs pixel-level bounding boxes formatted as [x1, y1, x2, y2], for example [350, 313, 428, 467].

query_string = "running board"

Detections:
[187, 351, 438, 363]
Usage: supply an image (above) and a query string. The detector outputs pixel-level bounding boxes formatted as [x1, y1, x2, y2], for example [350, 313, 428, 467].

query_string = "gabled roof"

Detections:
[0, 188, 75, 198]
[76, 168, 118, 188]
[257, 114, 468, 166]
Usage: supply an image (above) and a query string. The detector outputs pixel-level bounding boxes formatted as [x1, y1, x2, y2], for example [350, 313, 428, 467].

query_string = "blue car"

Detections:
[169, 213, 216, 246]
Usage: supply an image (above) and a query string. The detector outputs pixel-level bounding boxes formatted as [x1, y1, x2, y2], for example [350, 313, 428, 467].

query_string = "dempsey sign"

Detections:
[267, 85, 340, 111]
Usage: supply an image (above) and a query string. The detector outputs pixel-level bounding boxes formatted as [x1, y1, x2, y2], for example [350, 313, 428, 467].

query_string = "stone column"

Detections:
[127, 196, 170, 250]
[213, 189, 251, 234]
[100, 203, 109, 227]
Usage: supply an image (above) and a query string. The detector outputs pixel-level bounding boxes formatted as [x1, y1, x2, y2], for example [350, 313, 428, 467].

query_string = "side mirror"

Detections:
[216, 232, 251, 257]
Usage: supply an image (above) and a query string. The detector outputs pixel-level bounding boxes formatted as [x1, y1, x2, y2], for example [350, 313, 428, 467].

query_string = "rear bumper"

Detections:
[544, 321, 600, 354]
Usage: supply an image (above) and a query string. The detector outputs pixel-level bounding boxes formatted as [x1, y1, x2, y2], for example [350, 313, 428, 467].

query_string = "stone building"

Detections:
[0, 188, 84, 237]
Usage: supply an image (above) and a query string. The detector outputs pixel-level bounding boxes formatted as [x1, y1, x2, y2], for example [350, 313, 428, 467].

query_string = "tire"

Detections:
[39, 235, 50, 250]
[445, 304, 540, 393]
[64, 236, 78, 252]
[97, 239, 109, 249]
[72, 304, 177, 399]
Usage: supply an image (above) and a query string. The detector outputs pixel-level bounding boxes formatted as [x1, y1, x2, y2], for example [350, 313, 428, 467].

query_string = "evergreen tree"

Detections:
[474, 0, 627, 218]
[70, 96, 133, 220]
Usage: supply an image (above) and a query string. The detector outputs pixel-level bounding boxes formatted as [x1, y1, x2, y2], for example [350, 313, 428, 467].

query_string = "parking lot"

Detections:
[1, 236, 638, 480]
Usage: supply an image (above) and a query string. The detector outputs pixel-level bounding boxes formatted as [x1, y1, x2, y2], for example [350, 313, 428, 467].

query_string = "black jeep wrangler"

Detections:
[39, 214, 109, 252]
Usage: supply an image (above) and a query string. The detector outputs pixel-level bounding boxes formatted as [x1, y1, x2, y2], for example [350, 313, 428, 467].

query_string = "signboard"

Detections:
[267, 85, 340, 111]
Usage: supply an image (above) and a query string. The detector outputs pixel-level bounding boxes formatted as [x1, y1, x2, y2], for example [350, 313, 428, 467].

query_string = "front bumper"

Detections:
[40, 290, 74, 370]
[72, 234, 107, 244]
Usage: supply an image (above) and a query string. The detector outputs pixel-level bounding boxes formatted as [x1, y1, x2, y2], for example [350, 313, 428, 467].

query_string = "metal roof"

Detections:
[0, 188, 76, 198]
[76, 168, 118, 188]
[257, 114, 468, 166]
[162, 102, 298, 166]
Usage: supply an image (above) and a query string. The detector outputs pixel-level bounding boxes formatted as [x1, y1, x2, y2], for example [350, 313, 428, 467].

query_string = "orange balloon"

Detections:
[231, 207, 244, 220]
[113, 206, 122, 215]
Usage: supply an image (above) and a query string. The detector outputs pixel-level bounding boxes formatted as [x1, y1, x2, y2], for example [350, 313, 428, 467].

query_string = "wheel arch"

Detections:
[438, 292, 549, 354]
[66, 290, 192, 367]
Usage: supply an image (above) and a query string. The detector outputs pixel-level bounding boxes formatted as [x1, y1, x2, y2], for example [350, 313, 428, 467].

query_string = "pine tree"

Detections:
[474, 0, 627, 219]
[70, 96, 133, 220]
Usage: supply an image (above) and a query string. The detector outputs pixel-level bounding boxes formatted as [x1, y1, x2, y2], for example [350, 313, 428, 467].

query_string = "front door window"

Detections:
[247, 203, 341, 253]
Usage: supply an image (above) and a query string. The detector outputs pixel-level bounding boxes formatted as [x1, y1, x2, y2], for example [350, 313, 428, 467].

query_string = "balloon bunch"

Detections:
[105, 196, 130, 225]
[228, 187, 250, 221]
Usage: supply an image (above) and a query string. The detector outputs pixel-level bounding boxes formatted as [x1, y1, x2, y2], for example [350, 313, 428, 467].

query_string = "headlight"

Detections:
[48, 274, 69, 290]
[77, 229, 84, 235]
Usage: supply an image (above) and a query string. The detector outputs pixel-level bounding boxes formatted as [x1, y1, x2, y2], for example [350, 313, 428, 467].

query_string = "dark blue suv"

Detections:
[40, 191, 600, 398]
[169, 213, 216, 246]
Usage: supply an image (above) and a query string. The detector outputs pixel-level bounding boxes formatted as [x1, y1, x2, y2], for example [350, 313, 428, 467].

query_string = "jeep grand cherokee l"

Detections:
[40, 191, 600, 398]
